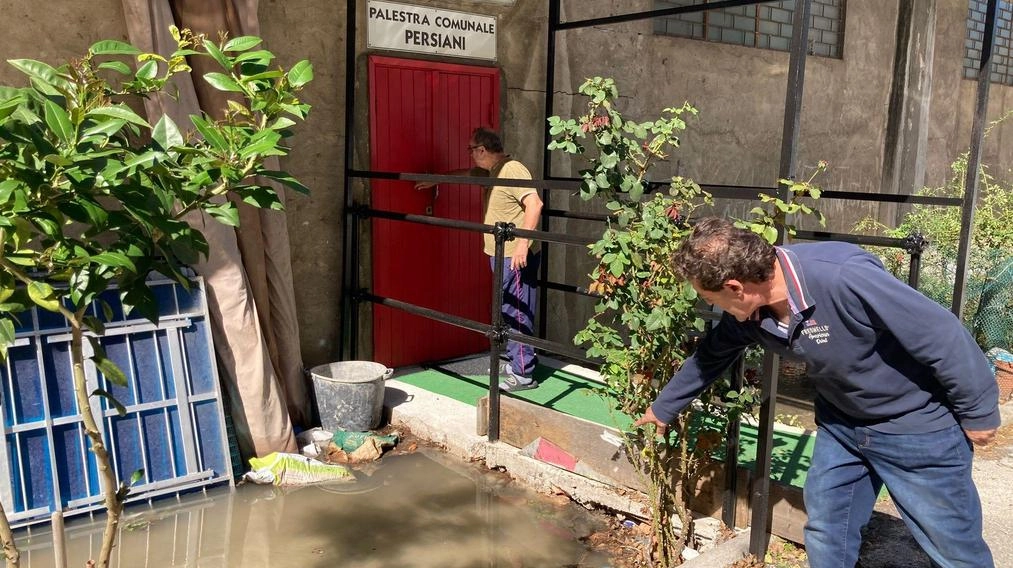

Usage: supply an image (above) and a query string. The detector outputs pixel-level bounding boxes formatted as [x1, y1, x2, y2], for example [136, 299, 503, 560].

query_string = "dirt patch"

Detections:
[728, 538, 808, 567]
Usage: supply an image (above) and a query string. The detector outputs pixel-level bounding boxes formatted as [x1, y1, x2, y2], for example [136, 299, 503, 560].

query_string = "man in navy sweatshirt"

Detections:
[634, 217, 999, 568]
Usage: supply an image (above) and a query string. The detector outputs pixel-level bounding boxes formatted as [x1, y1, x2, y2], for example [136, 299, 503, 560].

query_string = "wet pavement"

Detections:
[13, 450, 611, 567]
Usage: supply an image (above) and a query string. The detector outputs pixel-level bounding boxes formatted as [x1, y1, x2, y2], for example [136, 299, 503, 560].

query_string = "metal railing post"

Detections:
[952, 0, 998, 318]
[904, 233, 929, 289]
[487, 221, 515, 442]
[751, 0, 812, 558]
[723, 356, 745, 529]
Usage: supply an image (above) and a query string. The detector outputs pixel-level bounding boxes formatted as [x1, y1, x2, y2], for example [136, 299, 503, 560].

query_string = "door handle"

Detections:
[425, 187, 438, 216]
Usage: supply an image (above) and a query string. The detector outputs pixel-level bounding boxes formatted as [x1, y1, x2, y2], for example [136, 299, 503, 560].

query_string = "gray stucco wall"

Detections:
[2, 1, 1012, 368]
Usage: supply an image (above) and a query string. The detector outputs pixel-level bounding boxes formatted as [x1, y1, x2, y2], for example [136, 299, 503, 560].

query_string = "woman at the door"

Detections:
[417, 127, 543, 391]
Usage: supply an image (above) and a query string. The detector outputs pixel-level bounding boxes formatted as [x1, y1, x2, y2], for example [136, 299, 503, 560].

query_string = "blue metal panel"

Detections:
[167, 407, 186, 478]
[175, 284, 203, 313]
[9, 343, 43, 424]
[0, 275, 232, 527]
[103, 334, 136, 407]
[152, 284, 177, 318]
[42, 342, 76, 418]
[133, 332, 164, 404]
[182, 324, 215, 395]
[18, 430, 53, 512]
[193, 400, 227, 475]
[140, 410, 174, 482]
[109, 415, 143, 484]
[158, 332, 176, 400]
[52, 424, 95, 505]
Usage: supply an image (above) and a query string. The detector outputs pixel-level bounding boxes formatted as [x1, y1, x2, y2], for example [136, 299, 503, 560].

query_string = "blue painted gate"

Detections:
[0, 276, 231, 527]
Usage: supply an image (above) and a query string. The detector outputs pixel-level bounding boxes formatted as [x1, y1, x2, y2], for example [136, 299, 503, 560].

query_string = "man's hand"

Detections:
[965, 428, 997, 447]
[510, 240, 530, 270]
[634, 406, 669, 437]
[414, 181, 436, 190]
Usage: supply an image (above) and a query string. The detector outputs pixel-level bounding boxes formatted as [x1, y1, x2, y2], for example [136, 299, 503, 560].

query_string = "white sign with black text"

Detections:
[367, 1, 497, 61]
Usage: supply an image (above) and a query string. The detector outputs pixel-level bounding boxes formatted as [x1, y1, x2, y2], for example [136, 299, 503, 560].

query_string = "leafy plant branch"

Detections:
[550, 77, 826, 566]
[0, 26, 313, 568]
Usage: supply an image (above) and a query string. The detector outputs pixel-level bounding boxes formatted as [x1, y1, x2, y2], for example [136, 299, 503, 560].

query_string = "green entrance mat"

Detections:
[396, 362, 815, 489]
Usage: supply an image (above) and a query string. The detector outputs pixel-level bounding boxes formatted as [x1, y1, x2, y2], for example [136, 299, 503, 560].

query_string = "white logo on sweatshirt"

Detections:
[801, 320, 831, 345]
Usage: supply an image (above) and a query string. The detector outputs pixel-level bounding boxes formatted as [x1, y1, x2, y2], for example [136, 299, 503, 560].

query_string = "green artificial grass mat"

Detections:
[396, 363, 816, 489]
[397, 364, 630, 430]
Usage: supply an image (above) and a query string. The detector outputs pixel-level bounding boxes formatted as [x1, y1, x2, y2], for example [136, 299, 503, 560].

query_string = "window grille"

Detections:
[653, 0, 845, 59]
[964, 1, 1013, 85]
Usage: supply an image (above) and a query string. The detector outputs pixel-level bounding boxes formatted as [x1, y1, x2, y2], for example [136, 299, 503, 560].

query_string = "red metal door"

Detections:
[369, 56, 500, 367]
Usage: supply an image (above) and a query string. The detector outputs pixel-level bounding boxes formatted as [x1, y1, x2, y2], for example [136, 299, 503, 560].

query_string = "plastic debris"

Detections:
[322, 430, 399, 464]
[296, 427, 335, 458]
[243, 452, 355, 486]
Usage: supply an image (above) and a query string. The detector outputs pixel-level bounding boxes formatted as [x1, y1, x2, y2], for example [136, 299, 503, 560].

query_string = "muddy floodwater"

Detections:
[13, 450, 612, 567]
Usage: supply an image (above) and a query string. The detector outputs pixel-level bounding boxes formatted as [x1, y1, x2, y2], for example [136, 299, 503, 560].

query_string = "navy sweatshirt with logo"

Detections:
[651, 242, 1001, 434]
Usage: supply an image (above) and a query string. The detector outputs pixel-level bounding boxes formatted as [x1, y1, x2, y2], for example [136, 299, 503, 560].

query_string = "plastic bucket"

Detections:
[310, 361, 392, 432]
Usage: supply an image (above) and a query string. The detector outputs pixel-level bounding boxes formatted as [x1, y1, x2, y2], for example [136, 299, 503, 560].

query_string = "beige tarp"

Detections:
[121, 0, 312, 459]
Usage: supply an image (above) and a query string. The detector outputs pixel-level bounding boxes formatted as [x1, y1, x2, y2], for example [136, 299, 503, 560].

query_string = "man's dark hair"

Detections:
[471, 127, 504, 153]
[672, 217, 776, 291]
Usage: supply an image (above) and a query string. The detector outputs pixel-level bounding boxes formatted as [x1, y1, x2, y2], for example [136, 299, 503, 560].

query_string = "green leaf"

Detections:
[89, 40, 141, 56]
[0, 319, 14, 360]
[202, 39, 231, 69]
[224, 36, 263, 52]
[0, 92, 25, 122]
[120, 284, 158, 323]
[91, 388, 127, 416]
[189, 114, 229, 151]
[44, 99, 74, 145]
[238, 129, 282, 159]
[82, 315, 105, 335]
[204, 72, 243, 93]
[27, 281, 61, 312]
[135, 60, 158, 80]
[628, 181, 644, 202]
[151, 114, 184, 151]
[269, 116, 296, 131]
[81, 118, 127, 139]
[97, 60, 132, 75]
[234, 50, 275, 66]
[93, 351, 127, 387]
[87, 105, 150, 128]
[258, 170, 309, 194]
[206, 202, 240, 226]
[90, 252, 137, 271]
[129, 469, 145, 485]
[762, 225, 778, 244]
[7, 59, 73, 93]
[237, 185, 283, 210]
[286, 60, 313, 88]
[98, 299, 114, 322]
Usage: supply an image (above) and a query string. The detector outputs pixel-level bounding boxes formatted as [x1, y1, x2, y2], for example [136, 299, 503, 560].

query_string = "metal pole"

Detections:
[538, 0, 560, 341]
[952, 0, 997, 318]
[340, 0, 359, 360]
[723, 357, 744, 529]
[487, 222, 511, 442]
[904, 233, 929, 289]
[750, 0, 811, 559]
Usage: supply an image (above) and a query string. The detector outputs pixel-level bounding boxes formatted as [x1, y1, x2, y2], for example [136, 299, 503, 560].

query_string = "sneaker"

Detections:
[488, 361, 511, 376]
[499, 373, 538, 393]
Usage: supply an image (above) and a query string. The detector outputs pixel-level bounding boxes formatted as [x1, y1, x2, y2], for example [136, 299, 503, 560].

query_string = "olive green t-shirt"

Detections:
[480, 158, 540, 257]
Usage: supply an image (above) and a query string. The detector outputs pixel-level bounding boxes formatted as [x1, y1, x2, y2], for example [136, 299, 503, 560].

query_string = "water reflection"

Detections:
[14, 450, 609, 567]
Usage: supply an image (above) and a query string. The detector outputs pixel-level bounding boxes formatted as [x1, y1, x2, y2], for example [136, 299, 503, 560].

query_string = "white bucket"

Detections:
[310, 361, 392, 432]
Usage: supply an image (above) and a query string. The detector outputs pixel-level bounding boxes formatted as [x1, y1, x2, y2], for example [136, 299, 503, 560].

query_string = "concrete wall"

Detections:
[3, 1, 1012, 369]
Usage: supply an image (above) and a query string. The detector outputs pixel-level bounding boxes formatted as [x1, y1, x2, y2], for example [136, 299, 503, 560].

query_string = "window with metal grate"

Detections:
[652, 0, 845, 59]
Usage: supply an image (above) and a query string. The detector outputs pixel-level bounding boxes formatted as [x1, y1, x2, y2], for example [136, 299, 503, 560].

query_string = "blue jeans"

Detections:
[490, 251, 539, 378]
[804, 421, 993, 568]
